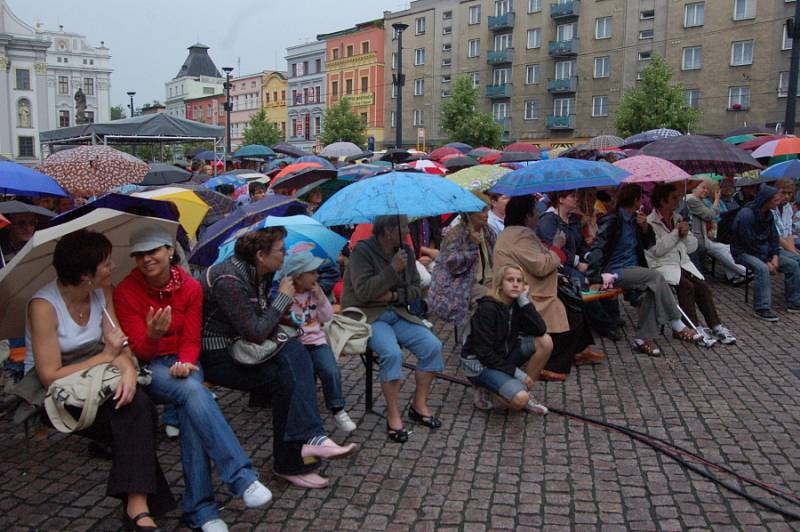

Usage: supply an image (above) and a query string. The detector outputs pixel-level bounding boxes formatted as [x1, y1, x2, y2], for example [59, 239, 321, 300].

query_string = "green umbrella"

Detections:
[723, 134, 757, 145]
[447, 164, 512, 192]
[692, 173, 725, 181]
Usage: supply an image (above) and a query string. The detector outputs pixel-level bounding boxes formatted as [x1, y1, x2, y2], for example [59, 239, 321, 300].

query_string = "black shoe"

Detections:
[754, 309, 779, 322]
[603, 328, 623, 342]
[248, 390, 272, 409]
[386, 422, 409, 443]
[122, 510, 161, 532]
[729, 276, 748, 286]
[408, 404, 442, 428]
[787, 304, 800, 313]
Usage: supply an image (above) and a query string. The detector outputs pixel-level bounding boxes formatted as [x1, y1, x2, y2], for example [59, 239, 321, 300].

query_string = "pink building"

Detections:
[229, 72, 263, 149]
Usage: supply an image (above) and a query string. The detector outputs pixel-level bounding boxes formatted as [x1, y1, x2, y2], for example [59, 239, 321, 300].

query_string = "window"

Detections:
[731, 40, 754, 66]
[733, 0, 755, 21]
[443, 26, 452, 35]
[442, 74, 452, 83]
[442, 42, 452, 52]
[362, 42, 370, 54]
[332, 49, 339, 60]
[442, 57, 452, 67]
[314, 86, 320, 103]
[15, 69, 30, 90]
[316, 58, 322, 72]
[556, 23, 575, 42]
[524, 100, 539, 120]
[414, 48, 425, 65]
[392, 52, 398, 69]
[553, 97, 575, 116]
[291, 63, 298, 77]
[345, 79, 353, 95]
[527, 28, 541, 49]
[640, 10, 655, 20]
[203, 86, 215, 95]
[595, 17, 612, 39]
[414, 78, 424, 95]
[361, 77, 369, 93]
[684, 89, 701, 109]
[58, 76, 69, 95]
[594, 56, 610, 78]
[18, 136, 34, 158]
[469, 5, 481, 24]
[443, 10, 453, 20]
[682, 46, 702, 70]
[525, 64, 540, 84]
[495, 33, 512, 51]
[638, 51, 652, 61]
[592, 96, 609, 117]
[784, 24, 793, 50]
[441, 90, 451, 98]
[415, 17, 426, 35]
[492, 102, 508, 120]
[528, 0, 541, 13]
[360, 112, 368, 125]
[413, 109, 424, 126]
[59, 110, 70, 127]
[392, 84, 398, 99]
[84, 78, 94, 95]
[392, 26, 401, 40]
[554, 60, 575, 80]
[493, 67, 511, 85]
[778, 71, 800, 97]
[346, 45, 354, 57]
[468, 39, 481, 57]
[86, 111, 94, 123]
[495, 0, 511, 17]
[639, 29, 654, 40]
[728, 86, 751, 108]
[684, 2, 704, 27]
[390, 111, 396, 127]
[470, 72, 480, 88]
[331, 80, 339, 97]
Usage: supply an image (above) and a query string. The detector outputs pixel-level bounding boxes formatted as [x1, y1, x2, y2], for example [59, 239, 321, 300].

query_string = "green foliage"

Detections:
[615, 55, 701, 138]
[320, 97, 367, 148]
[440, 76, 502, 148]
[110, 105, 126, 120]
[242, 109, 284, 146]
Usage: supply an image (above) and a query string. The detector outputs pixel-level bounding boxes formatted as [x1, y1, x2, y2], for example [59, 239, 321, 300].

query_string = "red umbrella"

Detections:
[400, 159, 447, 175]
[429, 146, 462, 162]
[273, 162, 322, 182]
[0, 214, 9, 230]
[479, 152, 502, 164]
[504, 142, 541, 156]
[38, 145, 149, 196]
[468, 146, 499, 158]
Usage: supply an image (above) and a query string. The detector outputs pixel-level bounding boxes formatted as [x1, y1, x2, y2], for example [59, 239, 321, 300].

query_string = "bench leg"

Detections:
[365, 348, 374, 412]
[744, 267, 750, 304]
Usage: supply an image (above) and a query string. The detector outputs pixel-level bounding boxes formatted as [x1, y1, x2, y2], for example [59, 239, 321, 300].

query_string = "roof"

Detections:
[316, 19, 383, 41]
[174, 43, 221, 79]
[40, 113, 224, 144]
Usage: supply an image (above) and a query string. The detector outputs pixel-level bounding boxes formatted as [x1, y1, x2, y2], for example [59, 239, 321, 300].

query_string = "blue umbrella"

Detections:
[444, 142, 473, 154]
[294, 155, 336, 170]
[761, 159, 800, 180]
[191, 150, 219, 161]
[202, 174, 247, 189]
[489, 159, 631, 196]
[232, 144, 276, 159]
[0, 161, 68, 197]
[214, 215, 348, 265]
[313, 171, 487, 226]
[189, 194, 306, 266]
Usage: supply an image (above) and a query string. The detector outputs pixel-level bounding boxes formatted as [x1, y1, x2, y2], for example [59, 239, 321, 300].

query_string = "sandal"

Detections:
[386, 422, 409, 443]
[408, 404, 442, 428]
[672, 328, 700, 343]
[633, 340, 662, 357]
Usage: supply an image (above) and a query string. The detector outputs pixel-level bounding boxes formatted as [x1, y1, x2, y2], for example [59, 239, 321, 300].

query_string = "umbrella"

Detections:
[586, 135, 624, 150]
[760, 159, 800, 180]
[320, 142, 363, 159]
[295, 155, 336, 169]
[38, 146, 149, 196]
[504, 142, 542, 156]
[344, 151, 373, 163]
[442, 155, 479, 171]
[337, 163, 390, 181]
[0, 161, 69, 197]
[140, 163, 192, 186]
[479, 152, 502, 164]
[751, 137, 800, 159]
[202, 174, 247, 190]
[380, 149, 413, 165]
[232, 144, 276, 159]
[174, 184, 235, 218]
[273, 162, 322, 180]
[641, 135, 762, 175]
[186, 147, 210, 159]
[734, 174, 781, 187]
[620, 128, 682, 149]
[270, 167, 337, 195]
[497, 151, 540, 163]
[188, 150, 221, 162]
[613, 155, 691, 184]
[188, 194, 305, 266]
[215, 215, 348, 266]
[489, 159, 631, 196]
[49, 193, 180, 228]
[738, 135, 793, 152]
[468, 147, 500, 159]
[272, 143, 310, 158]
[0, 214, 8, 230]
[724, 126, 775, 137]
[132, 187, 209, 238]
[429, 146, 462, 162]
[313, 171, 487, 226]
[447, 165, 512, 192]
[0, 208, 179, 338]
[0, 201, 56, 220]
[443, 142, 473, 154]
[723, 134, 757, 145]
[400, 159, 447, 175]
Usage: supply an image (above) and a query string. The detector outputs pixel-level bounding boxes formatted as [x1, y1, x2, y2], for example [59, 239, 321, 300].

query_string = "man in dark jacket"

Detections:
[731, 184, 800, 321]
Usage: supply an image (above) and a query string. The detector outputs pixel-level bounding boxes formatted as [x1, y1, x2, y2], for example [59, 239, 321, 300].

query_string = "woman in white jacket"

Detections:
[646, 183, 736, 346]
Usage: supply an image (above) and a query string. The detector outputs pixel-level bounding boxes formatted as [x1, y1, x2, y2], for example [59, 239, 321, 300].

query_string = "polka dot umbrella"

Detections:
[39, 145, 149, 197]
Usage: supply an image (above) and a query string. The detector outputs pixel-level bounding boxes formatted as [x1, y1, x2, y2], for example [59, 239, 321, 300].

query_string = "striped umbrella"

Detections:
[620, 128, 682, 149]
[586, 135, 624, 150]
[752, 137, 800, 159]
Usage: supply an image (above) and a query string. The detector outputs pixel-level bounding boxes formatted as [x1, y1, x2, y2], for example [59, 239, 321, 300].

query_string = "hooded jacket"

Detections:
[731, 185, 780, 262]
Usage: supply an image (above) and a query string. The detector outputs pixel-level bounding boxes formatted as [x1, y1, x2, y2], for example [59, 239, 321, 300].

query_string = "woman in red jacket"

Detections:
[114, 225, 270, 532]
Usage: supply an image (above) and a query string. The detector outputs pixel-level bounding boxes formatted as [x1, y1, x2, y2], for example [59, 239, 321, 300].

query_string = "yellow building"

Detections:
[262, 71, 288, 140]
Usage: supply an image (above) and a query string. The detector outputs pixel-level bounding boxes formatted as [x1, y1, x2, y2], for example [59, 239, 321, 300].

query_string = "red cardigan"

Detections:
[113, 266, 203, 364]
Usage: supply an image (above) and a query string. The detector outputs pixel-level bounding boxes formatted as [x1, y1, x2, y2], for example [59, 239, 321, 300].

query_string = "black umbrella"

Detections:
[344, 151, 374, 162]
[272, 143, 310, 158]
[724, 126, 775, 138]
[270, 167, 337, 194]
[497, 151, 540, 163]
[186, 147, 209, 159]
[381, 149, 413, 165]
[442, 156, 479, 170]
[139, 163, 192, 186]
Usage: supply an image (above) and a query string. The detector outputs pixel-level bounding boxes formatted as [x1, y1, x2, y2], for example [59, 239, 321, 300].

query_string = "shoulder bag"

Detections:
[323, 307, 372, 359]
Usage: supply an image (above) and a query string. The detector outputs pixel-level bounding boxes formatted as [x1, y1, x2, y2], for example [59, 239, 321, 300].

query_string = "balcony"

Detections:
[550, 1, 580, 20]
[488, 12, 515, 31]
[487, 48, 514, 65]
[548, 39, 579, 56]
[546, 76, 578, 93]
[546, 114, 576, 129]
[486, 83, 512, 99]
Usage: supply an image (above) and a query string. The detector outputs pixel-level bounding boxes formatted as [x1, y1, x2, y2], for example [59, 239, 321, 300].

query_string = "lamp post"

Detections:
[126, 91, 136, 118]
[222, 67, 234, 155]
[785, 1, 800, 134]
[391, 22, 408, 149]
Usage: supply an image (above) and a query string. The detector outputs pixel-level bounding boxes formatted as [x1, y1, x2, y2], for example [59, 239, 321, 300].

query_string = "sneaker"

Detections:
[754, 309, 779, 322]
[695, 328, 718, 348]
[524, 394, 548, 416]
[201, 518, 229, 532]
[165, 424, 180, 439]
[473, 387, 494, 411]
[333, 410, 357, 433]
[787, 304, 800, 313]
[712, 325, 736, 345]
[242, 480, 272, 508]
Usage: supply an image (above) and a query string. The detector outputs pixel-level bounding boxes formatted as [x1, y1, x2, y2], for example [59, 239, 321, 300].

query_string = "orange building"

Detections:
[319, 20, 385, 148]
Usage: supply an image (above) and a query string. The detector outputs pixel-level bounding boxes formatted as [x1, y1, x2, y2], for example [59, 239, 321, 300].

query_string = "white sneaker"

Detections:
[696, 328, 718, 348]
[712, 325, 736, 345]
[242, 480, 272, 508]
[165, 424, 180, 439]
[525, 394, 549, 416]
[201, 518, 229, 532]
[333, 410, 357, 433]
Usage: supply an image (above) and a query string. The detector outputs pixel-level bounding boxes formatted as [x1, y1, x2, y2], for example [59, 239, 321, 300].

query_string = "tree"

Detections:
[440, 75, 502, 148]
[242, 109, 283, 146]
[110, 104, 126, 120]
[320, 97, 367, 148]
[615, 54, 701, 137]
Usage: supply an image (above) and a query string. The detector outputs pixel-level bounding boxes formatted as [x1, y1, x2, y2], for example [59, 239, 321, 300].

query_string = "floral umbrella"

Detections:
[38, 146, 149, 196]
[613, 155, 691, 184]
[447, 165, 512, 192]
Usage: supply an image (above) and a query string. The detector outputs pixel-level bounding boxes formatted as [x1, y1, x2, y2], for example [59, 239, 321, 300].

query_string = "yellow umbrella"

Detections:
[132, 187, 209, 238]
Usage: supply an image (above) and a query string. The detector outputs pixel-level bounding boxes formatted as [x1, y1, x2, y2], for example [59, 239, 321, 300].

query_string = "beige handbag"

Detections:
[323, 307, 372, 359]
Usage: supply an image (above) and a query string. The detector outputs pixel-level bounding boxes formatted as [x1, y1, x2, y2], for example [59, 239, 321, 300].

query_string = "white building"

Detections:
[165, 43, 224, 119]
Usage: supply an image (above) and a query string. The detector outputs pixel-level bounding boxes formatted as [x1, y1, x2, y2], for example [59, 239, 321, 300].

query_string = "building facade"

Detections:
[184, 93, 226, 126]
[320, 20, 386, 148]
[286, 40, 327, 152]
[165, 43, 223, 120]
[229, 72, 263, 149]
[383, 0, 798, 147]
[262, 70, 288, 140]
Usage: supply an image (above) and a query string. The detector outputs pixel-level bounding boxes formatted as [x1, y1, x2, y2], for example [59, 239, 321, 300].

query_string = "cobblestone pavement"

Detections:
[2, 277, 800, 531]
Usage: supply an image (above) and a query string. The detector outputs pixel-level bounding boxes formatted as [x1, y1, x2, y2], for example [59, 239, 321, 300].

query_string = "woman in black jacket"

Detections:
[461, 264, 553, 414]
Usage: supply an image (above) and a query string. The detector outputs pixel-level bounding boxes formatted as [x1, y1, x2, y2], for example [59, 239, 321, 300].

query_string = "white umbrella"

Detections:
[0, 208, 179, 338]
[320, 142, 362, 158]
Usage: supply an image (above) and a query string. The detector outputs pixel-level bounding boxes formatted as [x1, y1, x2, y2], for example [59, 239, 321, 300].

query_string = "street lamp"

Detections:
[127, 91, 136, 118]
[222, 67, 234, 155]
[392, 22, 408, 149]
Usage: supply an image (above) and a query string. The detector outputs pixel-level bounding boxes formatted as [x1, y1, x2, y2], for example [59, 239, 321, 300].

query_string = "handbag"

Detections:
[323, 307, 372, 359]
[557, 273, 584, 313]
[44, 362, 152, 433]
[228, 324, 300, 366]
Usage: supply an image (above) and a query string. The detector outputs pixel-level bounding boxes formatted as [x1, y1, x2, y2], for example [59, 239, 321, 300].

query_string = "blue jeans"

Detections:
[467, 344, 532, 401]
[367, 310, 444, 382]
[306, 344, 345, 411]
[735, 252, 800, 310]
[145, 355, 257, 528]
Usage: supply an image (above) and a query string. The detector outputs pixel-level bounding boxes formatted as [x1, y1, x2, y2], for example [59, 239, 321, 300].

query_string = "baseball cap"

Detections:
[129, 225, 173, 255]
[276, 251, 325, 280]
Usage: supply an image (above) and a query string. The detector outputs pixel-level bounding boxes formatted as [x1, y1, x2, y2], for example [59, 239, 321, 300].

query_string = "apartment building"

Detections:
[384, 0, 797, 147]
[286, 41, 327, 152]
[262, 71, 288, 140]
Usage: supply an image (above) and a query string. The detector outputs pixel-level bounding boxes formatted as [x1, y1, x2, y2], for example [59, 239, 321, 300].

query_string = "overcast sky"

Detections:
[12, 0, 407, 111]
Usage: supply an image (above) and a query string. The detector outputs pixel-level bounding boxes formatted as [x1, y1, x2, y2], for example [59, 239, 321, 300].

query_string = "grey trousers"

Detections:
[616, 267, 681, 339]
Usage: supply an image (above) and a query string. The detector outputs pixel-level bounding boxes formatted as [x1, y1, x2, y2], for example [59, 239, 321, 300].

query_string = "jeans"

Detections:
[200, 340, 325, 476]
[467, 344, 532, 401]
[735, 252, 800, 310]
[306, 343, 345, 412]
[367, 310, 444, 382]
[162, 403, 179, 427]
[145, 355, 257, 528]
